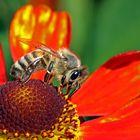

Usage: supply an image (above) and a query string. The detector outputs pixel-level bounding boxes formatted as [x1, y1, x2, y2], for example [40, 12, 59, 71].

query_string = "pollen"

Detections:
[0, 80, 80, 140]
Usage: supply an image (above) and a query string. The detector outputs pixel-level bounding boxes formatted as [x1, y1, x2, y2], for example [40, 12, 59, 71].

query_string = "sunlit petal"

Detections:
[9, 4, 71, 61]
[0, 44, 7, 84]
[71, 51, 140, 116]
[81, 95, 140, 140]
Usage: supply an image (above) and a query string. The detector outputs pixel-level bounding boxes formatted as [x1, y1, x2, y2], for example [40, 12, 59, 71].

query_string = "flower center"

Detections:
[0, 80, 80, 140]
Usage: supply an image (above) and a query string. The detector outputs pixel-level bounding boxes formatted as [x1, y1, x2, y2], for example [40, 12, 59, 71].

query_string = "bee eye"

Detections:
[70, 70, 81, 80]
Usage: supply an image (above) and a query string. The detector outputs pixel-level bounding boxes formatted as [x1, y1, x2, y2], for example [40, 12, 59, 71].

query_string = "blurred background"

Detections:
[0, 0, 140, 80]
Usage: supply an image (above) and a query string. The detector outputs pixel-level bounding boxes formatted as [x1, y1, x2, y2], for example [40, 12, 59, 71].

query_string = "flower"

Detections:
[9, 4, 71, 61]
[0, 3, 140, 140]
[71, 51, 140, 139]
[9, 4, 71, 80]
[29, 0, 58, 10]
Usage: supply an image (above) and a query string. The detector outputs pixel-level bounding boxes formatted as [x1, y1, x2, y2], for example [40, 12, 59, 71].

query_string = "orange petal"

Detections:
[71, 51, 140, 116]
[9, 4, 71, 61]
[81, 96, 140, 140]
[30, 0, 58, 10]
[0, 44, 7, 84]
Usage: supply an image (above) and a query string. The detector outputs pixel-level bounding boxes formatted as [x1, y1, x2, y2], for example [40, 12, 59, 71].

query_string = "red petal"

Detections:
[81, 96, 140, 140]
[9, 4, 71, 61]
[30, 0, 58, 10]
[0, 44, 7, 84]
[71, 51, 140, 116]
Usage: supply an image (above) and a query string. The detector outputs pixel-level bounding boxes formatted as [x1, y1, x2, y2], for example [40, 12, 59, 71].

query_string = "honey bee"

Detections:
[10, 40, 88, 94]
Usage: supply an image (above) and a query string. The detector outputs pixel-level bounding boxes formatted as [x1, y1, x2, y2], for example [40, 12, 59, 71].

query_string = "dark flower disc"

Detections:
[0, 80, 66, 134]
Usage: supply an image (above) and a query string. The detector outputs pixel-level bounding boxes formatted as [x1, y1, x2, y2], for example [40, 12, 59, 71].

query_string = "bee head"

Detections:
[61, 66, 88, 87]
[58, 48, 81, 68]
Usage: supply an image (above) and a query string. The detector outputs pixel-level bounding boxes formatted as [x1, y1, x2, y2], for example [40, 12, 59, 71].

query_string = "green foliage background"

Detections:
[0, 0, 140, 79]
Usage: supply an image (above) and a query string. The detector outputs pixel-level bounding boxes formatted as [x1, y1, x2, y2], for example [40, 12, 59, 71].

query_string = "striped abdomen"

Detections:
[10, 49, 50, 81]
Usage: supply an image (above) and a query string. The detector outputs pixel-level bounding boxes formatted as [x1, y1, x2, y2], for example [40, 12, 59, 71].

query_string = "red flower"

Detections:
[9, 4, 71, 80]
[72, 51, 140, 139]
[29, 0, 58, 10]
[0, 4, 140, 140]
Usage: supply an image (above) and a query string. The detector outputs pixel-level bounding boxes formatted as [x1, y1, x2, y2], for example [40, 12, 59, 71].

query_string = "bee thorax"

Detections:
[58, 48, 81, 68]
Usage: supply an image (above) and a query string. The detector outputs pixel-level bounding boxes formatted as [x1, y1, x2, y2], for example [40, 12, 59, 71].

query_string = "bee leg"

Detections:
[48, 73, 55, 84]
[20, 72, 32, 84]
[22, 65, 35, 82]
[74, 82, 80, 93]
[58, 84, 72, 97]
[44, 61, 54, 84]
[58, 84, 71, 98]
[65, 85, 72, 96]
[69, 82, 80, 98]
[44, 72, 54, 84]
[58, 85, 63, 94]
[44, 71, 51, 83]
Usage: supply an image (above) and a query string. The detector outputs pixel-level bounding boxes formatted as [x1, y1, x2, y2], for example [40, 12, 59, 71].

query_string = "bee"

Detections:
[10, 40, 88, 94]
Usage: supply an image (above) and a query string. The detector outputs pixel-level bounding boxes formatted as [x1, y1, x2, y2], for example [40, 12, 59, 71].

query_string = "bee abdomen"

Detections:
[18, 57, 28, 70]
[10, 63, 23, 78]
[10, 55, 31, 79]
[10, 49, 51, 80]
[24, 54, 33, 64]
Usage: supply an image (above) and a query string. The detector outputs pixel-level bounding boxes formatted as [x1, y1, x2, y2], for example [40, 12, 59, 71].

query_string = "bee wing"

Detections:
[18, 38, 61, 59]
[38, 47, 61, 59]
